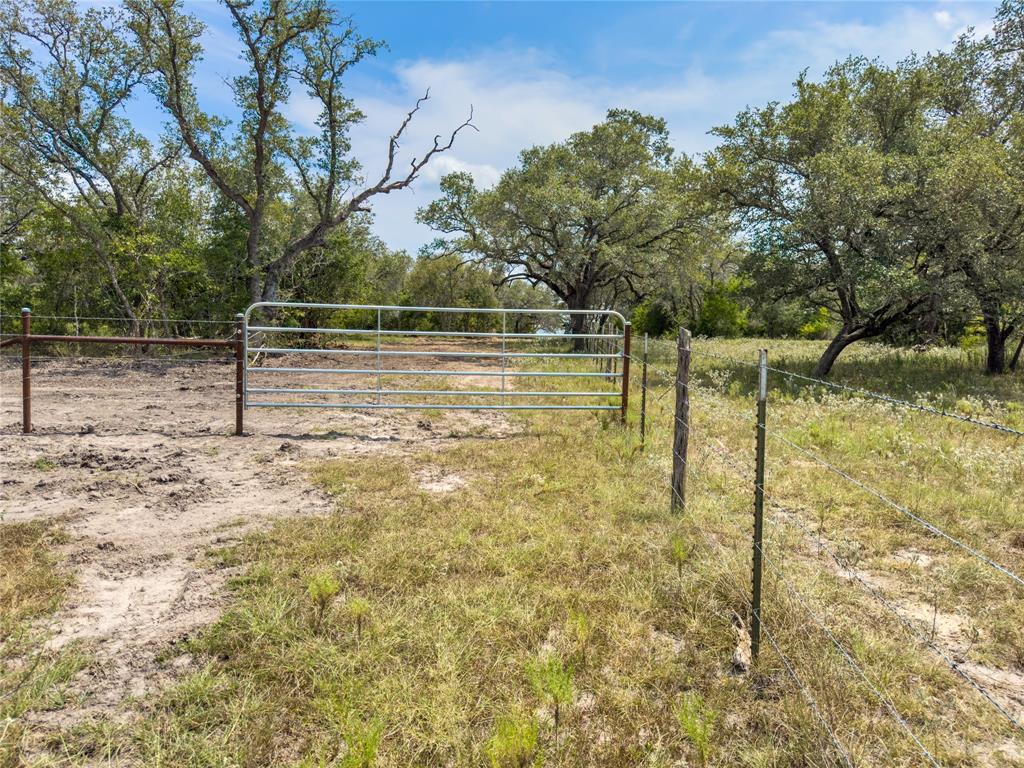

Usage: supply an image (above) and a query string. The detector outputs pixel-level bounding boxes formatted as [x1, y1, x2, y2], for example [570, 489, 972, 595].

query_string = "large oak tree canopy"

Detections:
[707, 58, 960, 377]
[0, 0, 180, 332]
[417, 110, 708, 339]
[127, 0, 474, 307]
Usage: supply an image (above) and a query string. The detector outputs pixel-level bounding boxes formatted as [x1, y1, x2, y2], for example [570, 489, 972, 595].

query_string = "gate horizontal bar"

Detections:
[248, 326, 622, 340]
[247, 386, 618, 398]
[246, 401, 620, 411]
[246, 301, 627, 324]
[250, 366, 622, 378]
[256, 347, 619, 360]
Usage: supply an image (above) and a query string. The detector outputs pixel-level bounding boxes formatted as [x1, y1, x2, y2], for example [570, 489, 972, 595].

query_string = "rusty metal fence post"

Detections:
[21, 307, 31, 433]
[235, 313, 245, 436]
[751, 348, 768, 662]
[620, 322, 631, 423]
[671, 327, 690, 511]
[639, 333, 648, 451]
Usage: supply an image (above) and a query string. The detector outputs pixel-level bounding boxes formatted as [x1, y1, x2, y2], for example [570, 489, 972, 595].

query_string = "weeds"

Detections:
[669, 535, 688, 578]
[674, 691, 716, 766]
[346, 596, 370, 640]
[526, 655, 574, 745]
[306, 570, 340, 631]
[30, 456, 54, 471]
[485, 712, 539, 768]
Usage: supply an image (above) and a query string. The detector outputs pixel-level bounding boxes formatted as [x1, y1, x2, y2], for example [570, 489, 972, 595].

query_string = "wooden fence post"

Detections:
[620, 322, 631, 423]
[671, 327, 690, 511]
[234, 313, 245, 436]
[639, 333, 648, 451]
[751, 348, 768, 662]
[21, 307, 31, 434]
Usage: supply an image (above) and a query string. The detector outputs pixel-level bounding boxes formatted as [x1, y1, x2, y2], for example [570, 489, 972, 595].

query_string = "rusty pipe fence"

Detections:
[2, 304, 631, 434]
[242, 302, 630, 419]
[3, 308, 245, 435]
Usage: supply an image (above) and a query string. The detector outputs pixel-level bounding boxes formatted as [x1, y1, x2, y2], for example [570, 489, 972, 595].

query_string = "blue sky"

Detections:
[151, 1, 1000, 253]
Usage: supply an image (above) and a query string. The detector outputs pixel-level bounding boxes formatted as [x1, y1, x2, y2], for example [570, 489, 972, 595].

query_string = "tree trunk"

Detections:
[982, 314, 1007, 375]
[566, 289, 591, 351]
[1009, 332, 1024, 372]
[812, 326, 868, 378]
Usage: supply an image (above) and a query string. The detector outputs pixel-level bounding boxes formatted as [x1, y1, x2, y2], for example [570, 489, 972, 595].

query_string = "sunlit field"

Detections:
[17, 337, 1016, 767]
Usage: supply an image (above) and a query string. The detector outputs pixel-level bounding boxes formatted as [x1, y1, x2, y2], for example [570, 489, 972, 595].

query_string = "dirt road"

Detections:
[0, 351, 514, 721]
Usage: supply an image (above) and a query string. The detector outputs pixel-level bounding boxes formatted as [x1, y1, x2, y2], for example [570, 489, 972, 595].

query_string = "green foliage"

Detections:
[485, 712, 539, 768]
[346, 596, 371, 639]
[340, 718, 383, 768]
[669, 535, 689, 578]
[418, 110, 713, 336]
[674, 691, 716, 766]
[695, 282, 747, 338]
[526, 655, 574, 737]
[631, 300, 674, 338]
[797, 307, 835, 340]
[31, 456, 54, 471]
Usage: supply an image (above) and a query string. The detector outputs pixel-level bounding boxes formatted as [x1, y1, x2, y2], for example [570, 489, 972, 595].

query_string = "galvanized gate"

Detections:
[242, 302, 630, 418]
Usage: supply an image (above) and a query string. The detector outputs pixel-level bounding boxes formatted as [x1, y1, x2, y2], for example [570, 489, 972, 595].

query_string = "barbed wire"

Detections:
[760, 539, 943, 765]
[699, 435, 1023, 730]
[665, 444, 857, 767]
[632, 346, 1024, 589]
[671, 436, 943, 765]
[776, 500, 1023, 730]
[635, 340, 1022, 438]
[765, 365, 1023, 438]
[662, 404, 1023, 740]
[767, 430, 1024, 589]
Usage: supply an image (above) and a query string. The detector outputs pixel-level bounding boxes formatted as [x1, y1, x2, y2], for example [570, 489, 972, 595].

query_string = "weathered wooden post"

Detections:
[639, 333, 648, 451]
[671, 327, 690, 511]
[234, 313, 245, 436]
[21, 307, 31, 434]
[751, 348, 768, 662]
[620, 322, 631, 423]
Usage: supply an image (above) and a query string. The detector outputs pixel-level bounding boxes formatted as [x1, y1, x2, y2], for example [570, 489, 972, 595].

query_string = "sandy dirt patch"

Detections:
[0, 348, 518, 725]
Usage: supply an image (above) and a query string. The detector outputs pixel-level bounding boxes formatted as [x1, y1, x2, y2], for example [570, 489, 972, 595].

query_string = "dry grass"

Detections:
[14, 337, 1024, 766]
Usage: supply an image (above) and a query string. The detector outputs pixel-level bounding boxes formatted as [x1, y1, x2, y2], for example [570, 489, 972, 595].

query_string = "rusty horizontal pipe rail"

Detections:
[13, 308, 243, 435]
[21, 334, 234, 348]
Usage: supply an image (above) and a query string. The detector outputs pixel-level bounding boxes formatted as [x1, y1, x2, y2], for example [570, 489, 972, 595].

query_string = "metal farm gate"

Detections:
[242, 302, 630, 419]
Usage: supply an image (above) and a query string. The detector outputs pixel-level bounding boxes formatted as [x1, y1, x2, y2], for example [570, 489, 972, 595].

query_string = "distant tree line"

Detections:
[1, 0, 1022, 375]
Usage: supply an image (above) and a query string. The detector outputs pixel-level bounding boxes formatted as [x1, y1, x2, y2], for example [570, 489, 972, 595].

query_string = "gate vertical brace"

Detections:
[376, 308, 382, 404]
[501, 311, 507, 406]
[620, 322, 631, 423]
[21, 308, 31, 434]
[639, 333, 648, 451]
[751, 348, 768, 663]
[234, 313, 244, 436]
[671, 328, 690, 512]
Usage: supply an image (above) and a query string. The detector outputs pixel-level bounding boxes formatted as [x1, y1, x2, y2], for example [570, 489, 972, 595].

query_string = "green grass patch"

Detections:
[1, 520, 87, 766]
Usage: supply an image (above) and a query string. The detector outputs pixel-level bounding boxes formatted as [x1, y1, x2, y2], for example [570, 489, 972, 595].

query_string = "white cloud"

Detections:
[284, 3, 996, 255]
